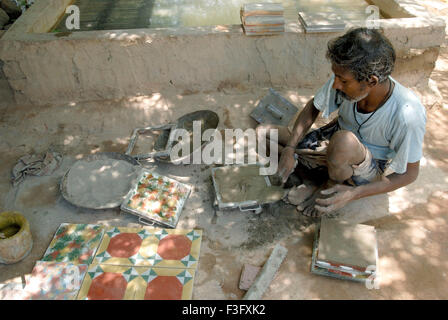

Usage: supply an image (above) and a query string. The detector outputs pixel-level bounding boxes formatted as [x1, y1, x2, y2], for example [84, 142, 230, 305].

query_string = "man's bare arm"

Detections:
[315, 161, 420, 213]
[286, 98, 321, 148]
[277, 98, 320, 182]
[352, 161, 420, 200]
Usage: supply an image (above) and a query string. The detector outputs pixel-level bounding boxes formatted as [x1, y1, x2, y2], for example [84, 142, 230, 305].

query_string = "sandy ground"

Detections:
[1, 6, 448, 300]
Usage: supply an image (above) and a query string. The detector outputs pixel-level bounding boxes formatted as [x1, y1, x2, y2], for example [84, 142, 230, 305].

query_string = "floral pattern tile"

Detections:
[23, 261, 88, 300]
[41, 223, 104, 265]
[121, 170, 191, 228]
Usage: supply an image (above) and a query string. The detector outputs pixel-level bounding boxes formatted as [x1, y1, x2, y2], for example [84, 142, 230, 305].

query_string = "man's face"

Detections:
[331, 64, 369, 103]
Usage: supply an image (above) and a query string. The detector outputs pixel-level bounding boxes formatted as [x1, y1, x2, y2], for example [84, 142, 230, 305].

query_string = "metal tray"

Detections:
[125, 110, 219, 163]
[210, 164, 285, 214]
[120, 168, 191, 228]
[60, 152, 140, 210]
[125, 123, 178, 161]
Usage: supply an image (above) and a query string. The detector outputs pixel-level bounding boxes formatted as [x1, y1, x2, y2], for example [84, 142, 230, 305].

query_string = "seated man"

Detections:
[257, 27, 426, 217]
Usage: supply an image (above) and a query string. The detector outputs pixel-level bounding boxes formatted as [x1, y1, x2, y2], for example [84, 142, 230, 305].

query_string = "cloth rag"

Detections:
[11, 151, 62, 186]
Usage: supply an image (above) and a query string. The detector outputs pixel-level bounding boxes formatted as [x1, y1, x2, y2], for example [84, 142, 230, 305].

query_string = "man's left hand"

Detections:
[314, 184, 356, 214]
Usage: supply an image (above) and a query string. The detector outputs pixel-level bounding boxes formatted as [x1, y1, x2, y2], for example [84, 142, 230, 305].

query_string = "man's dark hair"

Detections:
[326, 27, 396, 83]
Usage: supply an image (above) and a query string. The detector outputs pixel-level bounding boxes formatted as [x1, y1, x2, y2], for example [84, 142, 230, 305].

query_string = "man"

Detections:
[257, 27, 426, 217]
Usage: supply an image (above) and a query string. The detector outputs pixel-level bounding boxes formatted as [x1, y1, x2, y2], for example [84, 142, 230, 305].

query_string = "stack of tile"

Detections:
[241, 3, 285, 36]
[311, 218, 379, 283]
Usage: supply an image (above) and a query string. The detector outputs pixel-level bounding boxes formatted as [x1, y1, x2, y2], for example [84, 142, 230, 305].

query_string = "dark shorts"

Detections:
[295, 121, 389, 186]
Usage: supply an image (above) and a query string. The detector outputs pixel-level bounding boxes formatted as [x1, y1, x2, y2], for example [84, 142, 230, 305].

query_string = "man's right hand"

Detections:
[275, 98, 320, 184]
[277, 146, 297, 184]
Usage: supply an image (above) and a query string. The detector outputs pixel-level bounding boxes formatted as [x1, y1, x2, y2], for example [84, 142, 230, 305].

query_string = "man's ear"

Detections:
[367, 75, 379, 87]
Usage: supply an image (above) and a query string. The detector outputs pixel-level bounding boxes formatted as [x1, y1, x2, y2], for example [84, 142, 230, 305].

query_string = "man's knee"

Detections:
[326, 130, 365, 181]
[327, 130, 364, 164]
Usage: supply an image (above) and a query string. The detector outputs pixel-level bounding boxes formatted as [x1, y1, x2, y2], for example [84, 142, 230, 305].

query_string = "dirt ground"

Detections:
[1, 8, 448, 301]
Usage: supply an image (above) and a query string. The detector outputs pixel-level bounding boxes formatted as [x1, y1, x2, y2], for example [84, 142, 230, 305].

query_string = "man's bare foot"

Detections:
[283, 172, 302, 189]
[284, 183, 318, 206]
[296, 182, 340, 218]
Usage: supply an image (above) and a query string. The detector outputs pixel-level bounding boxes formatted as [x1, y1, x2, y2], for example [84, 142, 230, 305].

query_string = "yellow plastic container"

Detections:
[0, 211, 33, 264]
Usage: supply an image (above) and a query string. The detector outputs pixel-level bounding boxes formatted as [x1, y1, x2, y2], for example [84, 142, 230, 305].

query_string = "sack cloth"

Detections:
[11, 151, 62, 187]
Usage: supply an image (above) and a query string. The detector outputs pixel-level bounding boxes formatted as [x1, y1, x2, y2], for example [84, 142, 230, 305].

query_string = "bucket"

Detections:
[0, 211, 33, 264]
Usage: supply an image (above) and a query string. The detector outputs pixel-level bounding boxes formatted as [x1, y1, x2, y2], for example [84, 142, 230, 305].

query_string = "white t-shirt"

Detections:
[313, 75, 426, 174]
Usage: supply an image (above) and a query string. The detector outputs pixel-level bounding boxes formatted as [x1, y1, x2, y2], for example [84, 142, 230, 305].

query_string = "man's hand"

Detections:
[277, 146, 296, 184]
[315, 184, 356, 214]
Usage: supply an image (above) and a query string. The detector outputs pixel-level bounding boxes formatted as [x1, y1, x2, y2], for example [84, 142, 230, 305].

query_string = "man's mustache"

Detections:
[336, 89, 367, 103]
[336, 90, 351, 100]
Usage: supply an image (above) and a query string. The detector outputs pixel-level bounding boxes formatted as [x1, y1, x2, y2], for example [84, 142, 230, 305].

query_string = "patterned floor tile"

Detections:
[77, 264, 195, 300]
[121, 170, 191, 228]
[92, 227, 202, 269]
[22, 261, 88, 300]
[41, 223, 104, 265]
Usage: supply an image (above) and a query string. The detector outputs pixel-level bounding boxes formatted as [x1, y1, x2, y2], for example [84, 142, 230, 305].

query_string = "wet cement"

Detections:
[213, 164, 286, 205]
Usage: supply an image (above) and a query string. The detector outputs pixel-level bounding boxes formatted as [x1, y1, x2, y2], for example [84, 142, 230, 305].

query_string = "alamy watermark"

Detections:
[58, 3, 380, 172]
[65, 5, 80, 30]
[366, 5, 380, 29]
[169, 122, 278, 175]
[365, 265, 381, 290]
